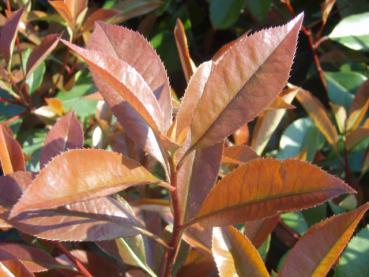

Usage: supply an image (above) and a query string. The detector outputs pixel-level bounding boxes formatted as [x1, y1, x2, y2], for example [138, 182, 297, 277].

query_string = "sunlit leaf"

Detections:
[296, 87, 338, 146]
[251, 86, 298, 154]
[174, 18, 196, 82]
[222, 145, 259, 165]
[345, 126, 369, 151]
[0, 126, 25, 175]
[189, 14, 303, 150]
[0, 255, 35, 277]
[335, 225, 369, 277]
[10, 149, 160, 217]
[346, 80, 369, 131]
[212, 226, 269, 276]
[330, 103, 347, 134]
[329, 12, 369, 51]
[40, 112, 83, 167]
[280, 203, 369, 277]
[190, 159, 354, 226]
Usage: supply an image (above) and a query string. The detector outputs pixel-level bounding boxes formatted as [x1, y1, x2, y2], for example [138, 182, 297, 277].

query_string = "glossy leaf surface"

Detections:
[192, 159, 353, 226]
[189, 14, 303, 150]
[280, 203, 369, 277]
[212, 226, 269, 277]
[10, 149, 159, 217]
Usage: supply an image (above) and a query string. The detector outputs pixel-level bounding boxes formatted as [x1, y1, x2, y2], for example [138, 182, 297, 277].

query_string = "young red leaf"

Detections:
[0, 126, 25, 175]
[346, 80, 369, 131]
[87, 22, 172, 130]
[174, 18, 196, 82]
[0, 254, 35, 277]
[26, 33, 60, 78]
[175, 61, 212, 142]
[0, 243, 62, 272]
[296, 86, 338, 145]
[280, 203, 369, 277]
[189, 159, 354, 227]
[212, 226, 270, 277]
[62, 41, 165, 134]
[10, 149, 161, 218]
[82, 9, 119, 33]
[40, 112, 83, 167]
[345, 125, 369, 151]
[188, 14, 303, 150]
[0, 8, 24, 66]
[177, 142, 223, 223]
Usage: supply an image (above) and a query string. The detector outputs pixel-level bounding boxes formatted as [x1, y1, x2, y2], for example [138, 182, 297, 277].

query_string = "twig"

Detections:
[54, 242, 93, 277]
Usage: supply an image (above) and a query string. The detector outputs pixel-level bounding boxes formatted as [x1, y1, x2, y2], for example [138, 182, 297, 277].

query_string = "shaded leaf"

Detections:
[329, 12, 369, 51]
[40, 112, 83, 167]
[345, 126, 369, 151]
[244, 216, 279, 248]
[0, 126, 25, 175]
[0, 256, 35, 277]
[280, 203, 369, 277]
[346, 80, 369, 131]
[335, 225, 369, 277]
[212, 226, 269, 277]
[26, 34, 60, 78]
[10, 149, 160, 217]
[174, 18, 196, 82]
[177, 142, 223, 222]
[189, 14, 303, 150]
[296, 87, 338, 145]
[82, 8, 119, 33]
[0, 8, 24, 66]
[244, 0, 272, 21]
[0, 243, 62, 272]
[210, 0, 245, 29]
[321, 0, 336, 26]
[222, 145, 259, 165]
[190, 159, 353, 226]
[251, 86, 298, 154]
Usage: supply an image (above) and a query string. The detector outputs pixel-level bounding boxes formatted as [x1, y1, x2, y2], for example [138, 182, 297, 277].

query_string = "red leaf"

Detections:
[0, 126, 25, 175]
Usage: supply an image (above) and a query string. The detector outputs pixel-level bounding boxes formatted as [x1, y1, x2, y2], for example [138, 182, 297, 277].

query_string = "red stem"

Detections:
[54, 242, 93, 277]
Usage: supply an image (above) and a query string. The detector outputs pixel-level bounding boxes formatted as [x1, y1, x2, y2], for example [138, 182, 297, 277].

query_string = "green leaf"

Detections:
[209, 0, 245, 29]
[22, 130, 46, 172]
[26, 62, 45, 94]
[325, 71, 367, 109]
[335, 225, 369, 277]
[329, 12, 369, 51]
[281, 212, 309, 235]
[244, 0, 271, 21]
[277, 117, 325, 161]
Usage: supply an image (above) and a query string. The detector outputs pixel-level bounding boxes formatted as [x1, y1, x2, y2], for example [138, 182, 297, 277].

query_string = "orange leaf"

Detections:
[345, 127, 369, 151]
[346, 80, 369, 131]
[188, 14, 303, 150]
[251, 86, 298, 154]
[40, 112, 83, 167]
[0, 126, 25, 175]
[190, 159, 353, 227]
[212, 226, 270, 277]
[10, 149, 160, 218]
[233, 124, 249, 145]
[174, 18, 196, 82]
[49, 1, 74, 27]
[280, 203, 369, 277]
[296, 86, 338, 145]
[222, 145, 258, 165]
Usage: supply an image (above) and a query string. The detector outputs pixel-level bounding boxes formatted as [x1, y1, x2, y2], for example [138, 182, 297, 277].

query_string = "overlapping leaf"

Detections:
[10, 149, 160, 217]
[212, 226, 269, 277]
[346, 80, 369, 131]
[244, 216, 279, 248]
[0, 126, 25, 175]
[188, 14, 303, 150]
[189, 159, 353, 226]
[40, 112, 83, 167]
[280, 203, 369, 277]
[296, 87, 338, 145]
[222, 145, 258, 165]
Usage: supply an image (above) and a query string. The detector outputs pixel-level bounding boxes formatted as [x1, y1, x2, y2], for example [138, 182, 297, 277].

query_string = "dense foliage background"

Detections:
[0, 0, 369, 276]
